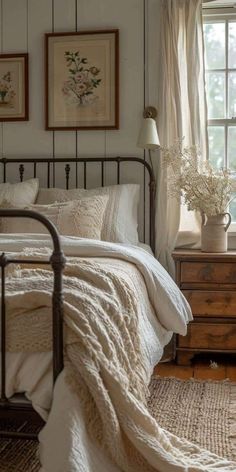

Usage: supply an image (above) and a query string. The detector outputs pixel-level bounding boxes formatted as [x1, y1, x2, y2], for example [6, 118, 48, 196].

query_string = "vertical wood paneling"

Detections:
[147, 0, 161, 112]
[144, 0, 162, 243]
[0, 0, 3, 159]
[26, 0, 53, 156]
[0, 0, 146, 162]
[1, 0, 28, 156]
[76, 0, 144, 214]
[53, 0, 77, 158]
[0, 0, 2, 52]
[3, 0, 53, 156]
[76, 0, 143, 159]
[0, 0, 153, 243]
[147, 0, 161, 176]
[76, 0, 106, 158]
[2, 0, 27, 52]
[103, 0, 144, 158]
[54, 0, 76, 30]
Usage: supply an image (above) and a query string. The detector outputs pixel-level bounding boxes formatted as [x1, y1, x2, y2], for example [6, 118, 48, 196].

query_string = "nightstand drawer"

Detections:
[182, 290, 236, 317]
[181, 262, 236, 285]
[178, 322, 236, 350]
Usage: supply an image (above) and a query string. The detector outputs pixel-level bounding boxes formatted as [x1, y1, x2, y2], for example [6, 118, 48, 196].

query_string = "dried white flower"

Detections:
[161, 139, 234, 217]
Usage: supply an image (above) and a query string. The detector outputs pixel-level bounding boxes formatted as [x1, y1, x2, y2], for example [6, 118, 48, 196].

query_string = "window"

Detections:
[203, 10, 236, 225]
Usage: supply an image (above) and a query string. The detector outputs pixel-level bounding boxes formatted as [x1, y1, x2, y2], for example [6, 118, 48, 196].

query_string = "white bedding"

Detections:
[3, 233, 181, 422]
[2, 235, 234, 471]
[0, 233, 191, 333]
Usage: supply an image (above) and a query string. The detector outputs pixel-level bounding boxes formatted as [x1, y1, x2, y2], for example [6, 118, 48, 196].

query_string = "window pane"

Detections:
[203, 22, 225, 69]
[230, 193, 236, 222]
[229, 22, 236, 68]
[228, 73, 236, 118]
[228, 127, 236, 171]
[208, 126, 225, 168]
[206, 72, 225, 118]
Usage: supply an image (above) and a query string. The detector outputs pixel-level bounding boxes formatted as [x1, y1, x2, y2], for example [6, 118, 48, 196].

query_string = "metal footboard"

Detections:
[0, 209, 66, 439]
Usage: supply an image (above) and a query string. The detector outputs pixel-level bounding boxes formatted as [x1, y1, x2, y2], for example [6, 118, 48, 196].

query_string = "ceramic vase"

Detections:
[201, 212, 231, 252]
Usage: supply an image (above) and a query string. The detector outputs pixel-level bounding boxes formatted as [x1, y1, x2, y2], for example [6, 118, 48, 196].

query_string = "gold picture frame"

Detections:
[0, 53, 28, 122]
[45, 30, 119, 130]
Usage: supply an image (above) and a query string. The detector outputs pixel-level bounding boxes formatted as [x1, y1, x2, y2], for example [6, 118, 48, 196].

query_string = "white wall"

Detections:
[0, 0, 162, 242]
[0, 0, 146, 159]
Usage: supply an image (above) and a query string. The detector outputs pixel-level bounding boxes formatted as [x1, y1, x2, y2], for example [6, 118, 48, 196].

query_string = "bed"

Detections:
[0, 155, 157, 439]
[1, 156, 233, 472]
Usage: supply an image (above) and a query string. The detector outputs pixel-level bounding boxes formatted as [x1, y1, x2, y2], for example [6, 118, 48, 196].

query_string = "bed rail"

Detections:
[0, 209, 66, 439]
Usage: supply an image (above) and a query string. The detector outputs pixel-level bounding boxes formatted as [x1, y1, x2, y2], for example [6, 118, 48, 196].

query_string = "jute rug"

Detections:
[148, 376, 236, 462]
[0, 420, 40, 471]
[0, 377, 236, 471]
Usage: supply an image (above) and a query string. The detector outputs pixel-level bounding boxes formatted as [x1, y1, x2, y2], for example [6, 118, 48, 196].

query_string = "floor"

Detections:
[154, 354, 236, 381]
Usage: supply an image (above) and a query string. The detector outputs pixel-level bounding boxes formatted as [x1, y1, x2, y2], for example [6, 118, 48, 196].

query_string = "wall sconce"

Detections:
[137, 106, 160, 171]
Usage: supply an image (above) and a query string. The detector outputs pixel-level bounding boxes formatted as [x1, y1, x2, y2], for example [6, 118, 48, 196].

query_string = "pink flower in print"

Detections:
[62, 50, 102, 106]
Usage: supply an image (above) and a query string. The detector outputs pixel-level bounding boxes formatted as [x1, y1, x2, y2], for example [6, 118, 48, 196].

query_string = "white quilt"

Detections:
[1, 235, 235, 471]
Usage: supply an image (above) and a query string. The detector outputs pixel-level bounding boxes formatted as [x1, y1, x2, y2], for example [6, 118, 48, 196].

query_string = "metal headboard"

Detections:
[0, 156, 156, 252]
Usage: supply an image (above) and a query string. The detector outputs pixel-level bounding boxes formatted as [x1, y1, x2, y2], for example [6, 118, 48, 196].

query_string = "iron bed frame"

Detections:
[0, 156, 155, 440]
[0, 209, 66, 439]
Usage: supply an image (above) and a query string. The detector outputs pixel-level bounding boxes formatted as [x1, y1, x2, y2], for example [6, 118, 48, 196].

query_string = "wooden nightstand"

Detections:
[172, 249, 236, 365]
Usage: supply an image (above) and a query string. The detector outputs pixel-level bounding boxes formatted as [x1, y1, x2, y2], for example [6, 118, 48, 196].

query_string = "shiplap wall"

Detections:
[0, 0, 147, 158]
[0, 0, 161, 241]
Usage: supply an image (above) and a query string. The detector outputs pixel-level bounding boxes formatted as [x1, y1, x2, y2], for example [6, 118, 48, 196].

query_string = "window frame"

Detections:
[203, 7, 236, 230]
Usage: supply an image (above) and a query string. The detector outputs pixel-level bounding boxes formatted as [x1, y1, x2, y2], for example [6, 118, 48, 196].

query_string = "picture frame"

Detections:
[45, 30, 119, 130]
[0, 53, 28, 122]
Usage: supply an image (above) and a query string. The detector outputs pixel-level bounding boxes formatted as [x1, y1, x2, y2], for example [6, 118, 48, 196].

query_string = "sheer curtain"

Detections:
[155, 0, 208, 276]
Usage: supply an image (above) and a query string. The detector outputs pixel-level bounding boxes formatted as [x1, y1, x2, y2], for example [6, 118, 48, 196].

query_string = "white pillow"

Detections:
[36, 184, 140, 244]
[1, 196, 108, 240]
[0, 178, 39, 207]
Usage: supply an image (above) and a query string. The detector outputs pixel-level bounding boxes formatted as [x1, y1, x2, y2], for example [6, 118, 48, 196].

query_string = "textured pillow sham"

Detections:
[36, 184, 140, 244]
[1, 196, 108, 240]
[0, 178, 39, 207]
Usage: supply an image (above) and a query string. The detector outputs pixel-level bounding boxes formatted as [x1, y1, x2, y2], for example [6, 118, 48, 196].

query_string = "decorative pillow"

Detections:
[36, 184, 140, 244]
[0, 196, 108, 240]
[0, 178, 39, 207]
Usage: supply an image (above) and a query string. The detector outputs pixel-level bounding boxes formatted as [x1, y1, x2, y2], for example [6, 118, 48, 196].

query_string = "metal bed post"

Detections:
[0, 209, 66, 439]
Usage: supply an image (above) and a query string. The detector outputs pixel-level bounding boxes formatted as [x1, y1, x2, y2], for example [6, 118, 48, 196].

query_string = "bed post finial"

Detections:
[19, 164, 24, 182]
[65, 164, 70, 190]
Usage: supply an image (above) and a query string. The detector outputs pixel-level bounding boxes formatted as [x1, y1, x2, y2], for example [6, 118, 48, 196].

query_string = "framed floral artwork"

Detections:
[45, 30, 119, 130]
[0, 53, 28, 122]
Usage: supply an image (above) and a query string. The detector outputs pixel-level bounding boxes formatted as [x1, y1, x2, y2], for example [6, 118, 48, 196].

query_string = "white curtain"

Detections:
[155, 0, 208, 276]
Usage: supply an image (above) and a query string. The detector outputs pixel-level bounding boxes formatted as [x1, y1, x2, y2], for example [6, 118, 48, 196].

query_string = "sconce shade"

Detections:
[137, 117, 160, 149]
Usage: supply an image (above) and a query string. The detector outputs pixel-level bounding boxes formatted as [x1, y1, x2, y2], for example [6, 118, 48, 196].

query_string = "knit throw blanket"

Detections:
[4, 253, 236, 472]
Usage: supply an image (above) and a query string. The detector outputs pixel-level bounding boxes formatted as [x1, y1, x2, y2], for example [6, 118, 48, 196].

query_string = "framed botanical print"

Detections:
[45, 30, 119, 130]
[0, 53, 28, 122]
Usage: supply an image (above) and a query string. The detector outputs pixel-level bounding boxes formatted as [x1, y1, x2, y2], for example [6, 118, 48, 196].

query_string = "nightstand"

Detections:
[172, 249, 236, 365]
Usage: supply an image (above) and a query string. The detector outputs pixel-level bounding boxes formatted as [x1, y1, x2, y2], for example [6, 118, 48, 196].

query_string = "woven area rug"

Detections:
[0, 420, 40, 471]
[148, 376, 236, 462]
[1, 377, 236, 470]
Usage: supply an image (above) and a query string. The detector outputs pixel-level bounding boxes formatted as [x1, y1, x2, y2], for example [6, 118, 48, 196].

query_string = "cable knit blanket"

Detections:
[2, 236, 236, 471]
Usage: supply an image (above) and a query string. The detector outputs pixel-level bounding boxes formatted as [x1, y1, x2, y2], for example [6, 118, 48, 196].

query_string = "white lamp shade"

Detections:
[137, 117, 160, 149]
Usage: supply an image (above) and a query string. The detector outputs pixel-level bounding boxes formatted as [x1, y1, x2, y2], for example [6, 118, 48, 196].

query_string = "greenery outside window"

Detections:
[203, 8, 236, 228]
